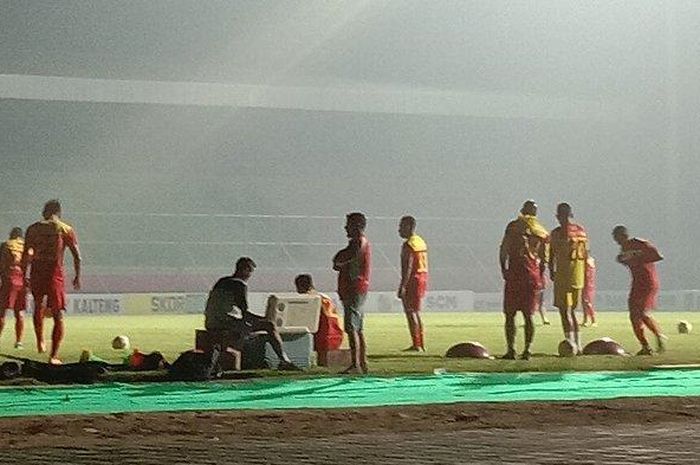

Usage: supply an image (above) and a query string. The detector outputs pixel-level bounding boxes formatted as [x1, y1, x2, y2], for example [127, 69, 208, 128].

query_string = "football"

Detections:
[557, 339, 577, 357]
[678, 320, 693, 334]
[112, 335, 130, 350]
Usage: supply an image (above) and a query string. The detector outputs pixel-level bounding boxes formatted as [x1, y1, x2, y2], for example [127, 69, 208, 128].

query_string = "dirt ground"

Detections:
[2, 396, 700, 450]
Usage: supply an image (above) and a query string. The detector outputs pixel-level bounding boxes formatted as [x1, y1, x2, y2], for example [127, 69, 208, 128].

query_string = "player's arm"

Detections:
[0, 244, 9, 279]
[333, 241, 358, 270]
[65, 230, 82, 291]
[499, 230, 510, 280]
[398, 245, 413, 298]
[548, 237, 557, 280]
[20, 229, 35, 286]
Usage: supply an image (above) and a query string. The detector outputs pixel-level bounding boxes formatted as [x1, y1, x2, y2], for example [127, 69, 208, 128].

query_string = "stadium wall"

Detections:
[18, 289, 700, 316]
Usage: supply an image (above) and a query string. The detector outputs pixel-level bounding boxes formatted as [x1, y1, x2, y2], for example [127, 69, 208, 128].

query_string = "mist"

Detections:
[1, 1, 698, 295]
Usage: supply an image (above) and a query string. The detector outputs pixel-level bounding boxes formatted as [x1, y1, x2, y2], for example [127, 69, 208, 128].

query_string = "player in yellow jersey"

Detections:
[398, 216, 429, 352]
[0, 227, 27, 348]
[549, 203, 588, 354]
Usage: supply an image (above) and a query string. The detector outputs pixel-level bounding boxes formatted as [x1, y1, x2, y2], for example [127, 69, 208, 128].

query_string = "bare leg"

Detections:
[414, 312, 424, 350]
[0, 309, 5, 341]
[343, 330, 362, 373]
[14, 309, 24, 346]
[33, 303, 46, 353]
[358, 331, 368, 373]
[642, 313, 666, 352]
[49, 310, 65, 363]
[558, 307, 571, 338]
[504, 313, 516, 356]
[570, 308, 581, 352]
[523, 314, 535, 354]
[404, 312, 417, 348]
[630, 312, 651, 353]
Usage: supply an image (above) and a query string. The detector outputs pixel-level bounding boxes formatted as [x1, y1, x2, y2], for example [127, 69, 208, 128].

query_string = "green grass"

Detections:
[1, 312, 699, 376]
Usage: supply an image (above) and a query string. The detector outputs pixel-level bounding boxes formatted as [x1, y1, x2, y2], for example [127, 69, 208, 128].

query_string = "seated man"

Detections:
[294, 274, 343, 352]
[204, 257, 299, 371]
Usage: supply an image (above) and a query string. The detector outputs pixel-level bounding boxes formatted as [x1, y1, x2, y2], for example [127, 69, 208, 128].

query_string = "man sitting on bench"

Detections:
[204, 257, 299, 371]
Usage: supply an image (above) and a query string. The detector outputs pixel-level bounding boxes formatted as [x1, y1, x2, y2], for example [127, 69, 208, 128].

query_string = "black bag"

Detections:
[169, 346, 222, 381]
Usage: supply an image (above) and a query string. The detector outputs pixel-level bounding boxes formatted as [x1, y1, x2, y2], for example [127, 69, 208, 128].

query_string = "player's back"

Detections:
[551, 223, 587, 288]
[0, 237, 24, 272]
[624, 238, 661, 289]
[404, 234, 429, 275]
[25, 219, 75, 269]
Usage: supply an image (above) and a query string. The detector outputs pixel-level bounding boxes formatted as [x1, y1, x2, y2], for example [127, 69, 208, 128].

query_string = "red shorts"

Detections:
[30, 267, 67, 314]
[402, 274, 427, 313]
[629, 286, 658, 315]
[503, 277, 539, 316]
[0, 268, 26, 311]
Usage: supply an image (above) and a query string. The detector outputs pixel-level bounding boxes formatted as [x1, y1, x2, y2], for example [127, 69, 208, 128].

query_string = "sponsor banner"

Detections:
[21, 294, 125, 315]
[36, 289, 700, 314]
[473, 290, 700, 311]
[43, 291, 475, 316]
[333, 291, 475, 313]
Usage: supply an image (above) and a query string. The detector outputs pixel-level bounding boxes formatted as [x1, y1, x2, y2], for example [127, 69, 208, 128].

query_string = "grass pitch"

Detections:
[1, 311, 698, 375]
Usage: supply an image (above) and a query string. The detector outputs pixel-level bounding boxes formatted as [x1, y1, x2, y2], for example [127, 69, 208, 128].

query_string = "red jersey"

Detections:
[621, 238, 662, 291]
[335, 235, 371, 301]
[23, 218, 79, 272]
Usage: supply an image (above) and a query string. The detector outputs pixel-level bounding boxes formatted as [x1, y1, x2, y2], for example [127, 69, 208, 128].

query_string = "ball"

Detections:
[678, 320, 693, 334]
[112, 335, 130, 350]
[557, 339, 576, 357]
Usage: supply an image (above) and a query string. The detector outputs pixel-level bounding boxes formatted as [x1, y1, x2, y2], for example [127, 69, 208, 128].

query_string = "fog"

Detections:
[0, 1, 698, 294]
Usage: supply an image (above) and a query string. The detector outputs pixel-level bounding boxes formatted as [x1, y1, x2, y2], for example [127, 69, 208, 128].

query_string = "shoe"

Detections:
[519, 351, 532, 361]
[14, 342, 23, 350]
[636, 347, 653, 356]
[656, 334, 668, 354]
[277, 360, 302, 371]
[402, 346, 420, 352]
[37, 341, 46, 354]
[542, 320, 551, 326]
[581, 322, 589, 328]
[590, 322, 598, 328]
[48, 357, 63, 365]
[501, 350, 516, 360]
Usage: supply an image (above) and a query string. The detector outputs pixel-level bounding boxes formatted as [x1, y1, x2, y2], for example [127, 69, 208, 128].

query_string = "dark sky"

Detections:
[1, 1, 698, 292]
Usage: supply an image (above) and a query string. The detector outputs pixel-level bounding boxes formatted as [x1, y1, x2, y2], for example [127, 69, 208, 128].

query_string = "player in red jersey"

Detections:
[499, 201, 549, 360]
[333, 212, 371, 374]
[398, 216, 429, 352]
[22, 200, 82, 364]
[613, 225, 666, 355]
[295, 274, 343, 353]
[0, 227, 27, 348]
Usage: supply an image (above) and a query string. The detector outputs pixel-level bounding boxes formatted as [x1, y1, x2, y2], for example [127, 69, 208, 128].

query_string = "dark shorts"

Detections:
[342, 294, 367, 333]
[30, 267, 66, 315]
[629, 286, 659, 315]
[503, 278, 539, 316]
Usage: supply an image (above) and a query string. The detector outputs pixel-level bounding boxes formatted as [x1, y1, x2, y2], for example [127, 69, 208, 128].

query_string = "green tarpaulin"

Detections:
[1, 370, 699, 418]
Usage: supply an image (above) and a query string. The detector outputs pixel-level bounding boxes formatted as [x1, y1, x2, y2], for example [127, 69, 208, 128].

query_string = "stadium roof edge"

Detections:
[0, 74, 638, 122]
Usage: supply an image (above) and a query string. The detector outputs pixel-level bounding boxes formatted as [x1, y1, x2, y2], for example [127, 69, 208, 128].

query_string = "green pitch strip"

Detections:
[1, 370, 700, 418]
